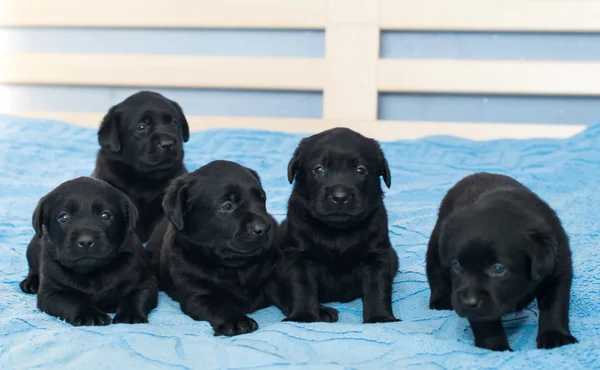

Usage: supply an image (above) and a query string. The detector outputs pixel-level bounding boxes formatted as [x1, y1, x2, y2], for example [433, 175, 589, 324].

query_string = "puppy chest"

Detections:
[83, 274, 137, 305]
[311, 248, 368, 276]
[210, 271, 269, 309]
[316, 266, 362, 302]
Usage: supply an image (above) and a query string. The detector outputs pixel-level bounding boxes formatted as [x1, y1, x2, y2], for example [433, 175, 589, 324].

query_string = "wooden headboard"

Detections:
[1, 0, 599, 140]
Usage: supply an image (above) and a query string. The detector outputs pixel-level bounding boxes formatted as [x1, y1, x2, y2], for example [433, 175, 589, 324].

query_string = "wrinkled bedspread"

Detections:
[1, 116, 599, 369]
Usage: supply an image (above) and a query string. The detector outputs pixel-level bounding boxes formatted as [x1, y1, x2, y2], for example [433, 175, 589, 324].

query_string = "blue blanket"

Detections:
[1, 116, 599, 369]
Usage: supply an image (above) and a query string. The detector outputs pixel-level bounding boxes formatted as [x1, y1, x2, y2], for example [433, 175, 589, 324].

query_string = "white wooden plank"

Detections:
[0, 0, 326, 29]
[323, 0, 380, 120]
[379, 59, 600, 96]
[380, 0, 600, 32]
[0, 53, 325, 90]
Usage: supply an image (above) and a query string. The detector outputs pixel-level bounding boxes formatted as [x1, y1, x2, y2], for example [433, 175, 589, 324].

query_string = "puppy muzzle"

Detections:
[61, 227, 116, 263]
[317, 184, 364, 216]
[153, 134, 178, 152]
[247, 218, 271, 237]
[452, 288, 503, 321]
[228, 215, 275, 255]
[146, 133, 182, 162]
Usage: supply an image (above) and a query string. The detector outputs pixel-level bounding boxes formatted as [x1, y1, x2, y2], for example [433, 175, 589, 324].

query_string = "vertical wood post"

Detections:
[323, 0, 380, 122]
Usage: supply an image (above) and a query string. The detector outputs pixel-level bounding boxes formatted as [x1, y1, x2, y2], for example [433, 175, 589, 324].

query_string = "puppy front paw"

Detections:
[283, 312, 322, 323]
[113, 308, 148, 325]
[429, 295, 453, 310]
[364, 314, 400, 324]
[69, 307, 112, 327]
[318, 305, 339, 323]
[20, 275, 39, 294]
[537, 331, 578, 349]
[475, 338, 512, 352]
[214, 316, 258, 336]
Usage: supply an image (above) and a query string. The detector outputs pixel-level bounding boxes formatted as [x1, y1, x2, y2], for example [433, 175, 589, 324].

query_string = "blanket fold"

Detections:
[1, 117, 598, 369]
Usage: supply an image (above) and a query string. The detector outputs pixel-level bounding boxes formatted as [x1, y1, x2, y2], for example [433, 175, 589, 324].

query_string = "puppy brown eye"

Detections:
[489, 264, 507, 277]
[220, 202, 235, 212]
[313, 165, 325, 175]
[58, 212, 71, 223]
[101, 212, 112, 221]
[451, 260, 461, 272]
[356, 166, 367, 175]
[136, 123, 148, 132]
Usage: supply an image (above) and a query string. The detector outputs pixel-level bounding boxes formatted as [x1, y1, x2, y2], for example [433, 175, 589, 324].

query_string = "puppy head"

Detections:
[287, 127, 391, 227]
[32, 177, 138, 273]
[163, 160, 277, 261]
[98, 91, 189, 173]
[439, 204, 557, 321]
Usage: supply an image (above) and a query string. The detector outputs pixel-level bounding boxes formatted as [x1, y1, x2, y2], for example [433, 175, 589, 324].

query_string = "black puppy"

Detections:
[19, 177, 158, 326]
[278, 127, 399, 324]
[146, 160, 279, 336]
[93, 91, 189, 242]
[426, 172, 577, 351]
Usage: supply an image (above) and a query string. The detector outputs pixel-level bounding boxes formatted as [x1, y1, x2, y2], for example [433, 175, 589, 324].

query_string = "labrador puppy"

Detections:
[93, 91, 189, 242]
[19, 177, 158, 326]
[278, 127, 399, 324]
[426, 172, 577, 351]
[146, 160, 279, 336]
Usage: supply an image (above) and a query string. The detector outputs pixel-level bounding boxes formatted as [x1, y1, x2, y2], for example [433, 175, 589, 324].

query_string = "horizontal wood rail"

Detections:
[378, 60, 600, 96]
[380, 0, 600, 32]
[0, 0, 594, 140]
[0, 0, 327, 29]
[0, 53, 325, 90]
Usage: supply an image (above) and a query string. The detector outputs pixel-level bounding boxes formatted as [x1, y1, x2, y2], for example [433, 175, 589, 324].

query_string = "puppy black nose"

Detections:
[460, 295, 482, 310]
[329, 186, 352, 204]
[250, 220, 271, 236]
[157, 138, 175, 150]
[77, 235, 96, 248]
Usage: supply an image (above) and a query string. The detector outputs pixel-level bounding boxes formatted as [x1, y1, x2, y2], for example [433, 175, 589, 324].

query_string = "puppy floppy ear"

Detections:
[527, 226, 558, 281]
[169, 100, 190, 143]
[121, 196, 139, 231]
[32, 196, 48, 238]
[437, 219, 456, 266]
[287, 139, 306, 184]
[245, 167, 262, 186]
[375, 142, 391, 189]
[163, 178, 190, 231]
[98, 105, 121, 152]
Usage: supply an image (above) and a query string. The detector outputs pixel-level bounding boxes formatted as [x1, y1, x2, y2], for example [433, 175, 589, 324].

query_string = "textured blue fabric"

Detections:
[1, 116, 599, 369]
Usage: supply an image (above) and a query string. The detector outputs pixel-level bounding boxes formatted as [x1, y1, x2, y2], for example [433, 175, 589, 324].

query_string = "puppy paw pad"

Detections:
[19, 276, 39, 294]
[429, 296, 453, 310]
[476, 339, 512, 352]
[71, 308, 112, 327]
[214, 316, 258, 336]
[537, 331, 578, 349]
[486, 344, 513, 352]
[318, 306, 339, 323]
[364, 315, 400, 324]
[113, 312, 148, 325]
[282, 313, 322, 323]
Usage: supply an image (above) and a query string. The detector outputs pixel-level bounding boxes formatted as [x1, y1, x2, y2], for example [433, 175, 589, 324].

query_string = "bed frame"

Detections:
[1, 0, 599, 140]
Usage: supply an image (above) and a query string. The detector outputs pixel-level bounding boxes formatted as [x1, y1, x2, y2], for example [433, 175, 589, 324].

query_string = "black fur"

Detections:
[20, 177, 158, 326]
[93, 91, 189, 242]
[426, 172, 577, 351]
[146, 160, 280, 336]
[277, 127, 399, 324]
